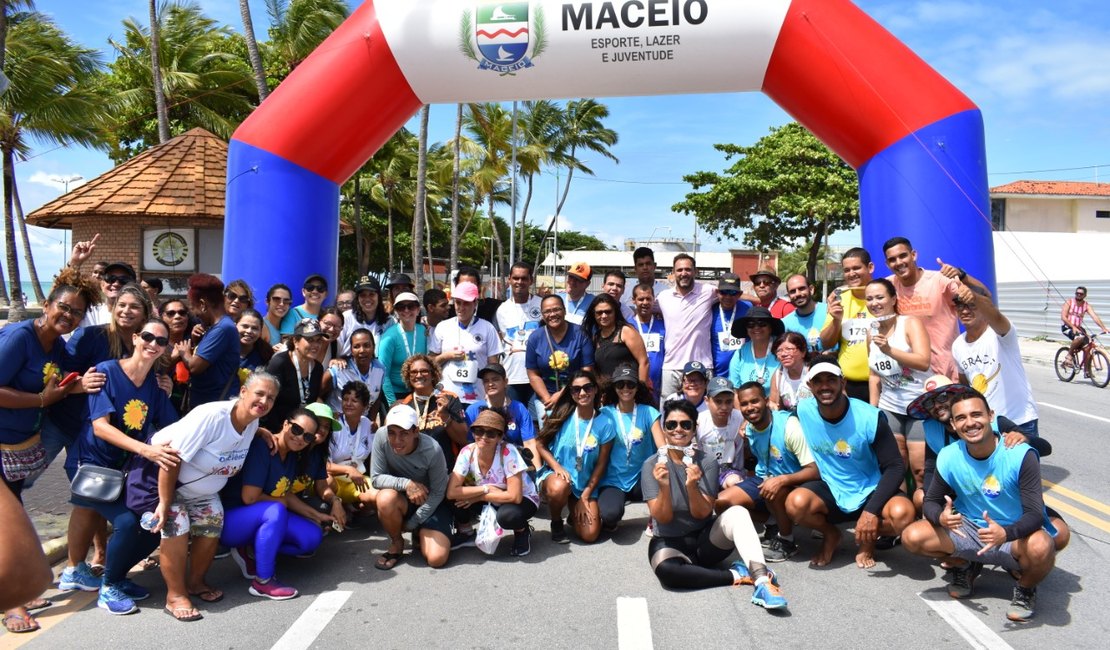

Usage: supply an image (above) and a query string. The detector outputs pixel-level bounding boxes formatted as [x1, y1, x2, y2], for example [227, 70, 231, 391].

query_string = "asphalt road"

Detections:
[5, 362, 1110, 650]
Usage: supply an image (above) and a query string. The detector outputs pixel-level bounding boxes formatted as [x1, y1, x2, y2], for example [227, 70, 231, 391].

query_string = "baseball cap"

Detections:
[805, 362, 843, 382]
[453, 281, 479, 302]
[718, 273, 741, 293]
[385, 273, 414, 289]
[293, 318, 324, 338]
[682, 361, 708, 378]
[610, 364, 638, 384]
[707, 376, 735, 397]
[567, 262, 592, 282]
[303, 274, 327, 289]
[384, 404, 418, 430]
[750, 267, 781, 284]
[471, 409, 506, 434]
[305, 403, 340, 431]
[103, 261, 136, 279]
[477, 363, 507, 380]
[354, 275, 381, 293]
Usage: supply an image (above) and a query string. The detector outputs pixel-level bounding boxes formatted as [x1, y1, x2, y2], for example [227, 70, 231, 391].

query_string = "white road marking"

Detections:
[1037, 401, 1110, 424]
[270, 590, 352, 650]
[918, 592, 1014, 650]
[617, 597, 654, 650]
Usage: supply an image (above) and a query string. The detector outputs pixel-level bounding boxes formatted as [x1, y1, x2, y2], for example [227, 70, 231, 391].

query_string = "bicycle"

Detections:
[1055, 333, 1110, 388]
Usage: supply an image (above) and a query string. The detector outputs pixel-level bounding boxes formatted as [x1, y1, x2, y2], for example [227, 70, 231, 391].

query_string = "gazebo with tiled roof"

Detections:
[27, 127, 229, 286]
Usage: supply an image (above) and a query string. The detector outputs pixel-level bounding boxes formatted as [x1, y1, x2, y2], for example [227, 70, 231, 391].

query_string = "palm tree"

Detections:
[366, 128, 418, 273]
[1, 12, 106, 319]
[463, 102, 513, 274]
[264, 0, 348, 79]
[449, 103, 463, 276]
[515, 100, 559, 254]
[532, 98, 619, 272]
[413, 105, 430, 294]
[149, 0, 170, 143]
[0, 0, 36, 308]
[239, 0, 269, 100]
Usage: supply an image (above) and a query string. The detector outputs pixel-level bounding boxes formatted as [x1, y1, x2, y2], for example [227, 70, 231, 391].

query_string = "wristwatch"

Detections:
[483, 485, 490, 495]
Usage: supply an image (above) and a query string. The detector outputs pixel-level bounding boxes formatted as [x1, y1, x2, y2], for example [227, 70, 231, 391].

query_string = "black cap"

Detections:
[303, 274, 327, 289]
[104, 261, 136, 279]
[386, 273, 414, 289]
[477, 363, 507, 380]
[293, 318, 324, 338]
[732, 306, 786, 340]
[610, 365, 638, 384]
[354, 275, 381, 293]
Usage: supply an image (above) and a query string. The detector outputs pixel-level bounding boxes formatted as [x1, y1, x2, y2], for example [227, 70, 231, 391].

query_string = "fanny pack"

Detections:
[0, 434, 48, 483]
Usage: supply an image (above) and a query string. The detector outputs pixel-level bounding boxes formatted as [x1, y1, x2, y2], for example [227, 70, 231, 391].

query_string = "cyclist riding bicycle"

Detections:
[1061, 286, 1108, 360]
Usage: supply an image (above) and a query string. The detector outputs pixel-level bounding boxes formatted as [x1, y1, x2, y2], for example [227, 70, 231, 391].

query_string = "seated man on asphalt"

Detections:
[371, 405, 452, 570]
[902, 390, 1059, 623]
[786, 361, 914, 568]
[718, 381, 818, 563]
[661, 361, 710, 413]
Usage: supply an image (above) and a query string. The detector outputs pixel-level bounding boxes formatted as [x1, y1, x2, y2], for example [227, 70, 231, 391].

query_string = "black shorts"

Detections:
[800, 479, 870, 524]
[647, 519, 731, 568]
[404, 499, 454, 537]
[845, 380, 870, 401]
[1062, 324, 1088, 341]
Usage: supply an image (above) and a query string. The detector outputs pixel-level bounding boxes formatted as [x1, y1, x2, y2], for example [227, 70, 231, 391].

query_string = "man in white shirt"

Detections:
[429, 281, 502, 405]
[495, 262, 543, 406]
[558, 261, 594, 325]
[656, 253, 717, 399]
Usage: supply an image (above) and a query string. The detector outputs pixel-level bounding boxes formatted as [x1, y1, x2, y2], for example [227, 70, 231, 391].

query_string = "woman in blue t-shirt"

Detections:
[536, 370, 614, 545]
[525, 295, 595, 423]
[64, 319, 179, 615]
[220, 408, 336, 601]
[599, 365, 661, 533]
[236, 309, 273, 384]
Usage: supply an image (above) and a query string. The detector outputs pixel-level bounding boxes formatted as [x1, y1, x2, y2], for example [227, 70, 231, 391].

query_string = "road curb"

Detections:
[1022, 355, 1052, 368]
[42, 535, 68, 565]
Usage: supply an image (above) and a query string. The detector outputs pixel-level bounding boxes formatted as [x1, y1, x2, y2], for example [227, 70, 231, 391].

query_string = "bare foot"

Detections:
[809, 526, 841, 567]
[856, 541, 876, 568]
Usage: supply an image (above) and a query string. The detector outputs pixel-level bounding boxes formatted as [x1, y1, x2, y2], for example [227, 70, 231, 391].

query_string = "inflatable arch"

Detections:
[225, 0, 994, 298]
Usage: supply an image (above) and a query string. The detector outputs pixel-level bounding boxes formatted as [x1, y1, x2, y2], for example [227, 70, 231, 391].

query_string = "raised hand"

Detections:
[976, 511, 1007, 554]
[941, 495, 965, 537]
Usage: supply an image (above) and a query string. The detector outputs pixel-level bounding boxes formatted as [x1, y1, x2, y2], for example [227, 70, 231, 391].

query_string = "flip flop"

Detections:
[374, 550, 403, 571]
[26, 598, 53, 612]
[188, 589, 224, 603]
[3, 611, 40, 634]
[164, 605, 203, 622]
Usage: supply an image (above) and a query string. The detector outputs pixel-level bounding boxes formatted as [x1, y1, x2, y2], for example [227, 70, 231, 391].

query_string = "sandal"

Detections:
[26, 598, 53, 612]
[374, 550, 403, 571]
[188, 588, 224, 603]
[139, 556, 160, 571]
[164, 605, 203, 622]
[3, 611, 40, 634]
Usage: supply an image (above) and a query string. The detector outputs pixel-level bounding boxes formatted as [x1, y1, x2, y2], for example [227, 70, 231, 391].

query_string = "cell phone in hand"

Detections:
[58, 371, 81, 388]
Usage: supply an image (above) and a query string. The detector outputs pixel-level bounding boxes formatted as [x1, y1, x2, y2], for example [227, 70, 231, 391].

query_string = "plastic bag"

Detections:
[475, 503, 504, 555]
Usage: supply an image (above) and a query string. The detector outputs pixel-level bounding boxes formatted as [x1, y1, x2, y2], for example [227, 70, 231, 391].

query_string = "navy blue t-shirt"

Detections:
[190, 315, 240, 406]
[0, 321, 69, 444]
[67, 360, 179, 471]
[222, 435, 299, 510]
[465, 399, 536, 447]
[50, 324, 116, 435]
[525, 323, 595, 394]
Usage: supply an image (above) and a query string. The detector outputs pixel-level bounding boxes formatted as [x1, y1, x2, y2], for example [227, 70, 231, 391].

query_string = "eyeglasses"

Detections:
[472, 429, 502, 439]
[663, 419, 695, 431]
[225, 290, 251, 304]
[139, 331, 170, 346]
[776, 346, 800, 355]
[269, 296, 293, 305]
[53, 302, 87, 320]
[614, 381, 637, 390]
[162, 309, 187, 318]
[752, 279, 774, 286]
[683, 375, 706, 384]
[104, 274, 132, 286]
[336, 301, 353, 309]
[953, 301, 975, 312]
[304, 284, 327, 293]
[410, 368, 432, 376]
[569, 383, 597, 395]
[594, 308, 614, 316]
[286, 420, 316, 442]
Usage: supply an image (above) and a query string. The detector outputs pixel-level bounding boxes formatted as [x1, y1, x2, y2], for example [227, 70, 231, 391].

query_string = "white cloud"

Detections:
[27, 171, 87, 191]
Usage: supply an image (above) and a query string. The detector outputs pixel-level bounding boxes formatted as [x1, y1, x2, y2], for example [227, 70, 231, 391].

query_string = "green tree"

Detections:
[104, 1, 256, 162]
[1, 11, 106, 319]
[463, 102, 514, 273]
[149, 0, 170, 143]
[672, 122, 859, 284]
[264, 0, 348, 81]
[239, 0, 269, 100]
[515, 99, 559, 254]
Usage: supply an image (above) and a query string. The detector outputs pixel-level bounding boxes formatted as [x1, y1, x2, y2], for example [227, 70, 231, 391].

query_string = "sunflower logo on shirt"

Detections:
[583, 434, 598, 452]
[628, 427, 644, 446]
[42, 362, 60, 387]
[122, 399, 149, 432]
[272, 476, 291, 497]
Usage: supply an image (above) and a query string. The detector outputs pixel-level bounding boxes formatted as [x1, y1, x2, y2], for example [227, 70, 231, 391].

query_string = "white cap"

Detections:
[805, 362, 844, 382]
[384, 404, 418, 430]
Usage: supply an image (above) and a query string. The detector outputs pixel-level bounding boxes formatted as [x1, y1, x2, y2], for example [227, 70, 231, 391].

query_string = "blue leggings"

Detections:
[71, 496, 160, 585]
[220, 501, 322, 580]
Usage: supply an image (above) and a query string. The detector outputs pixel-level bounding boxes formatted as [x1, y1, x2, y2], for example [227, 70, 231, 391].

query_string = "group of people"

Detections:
[0, 235, 1074, 631]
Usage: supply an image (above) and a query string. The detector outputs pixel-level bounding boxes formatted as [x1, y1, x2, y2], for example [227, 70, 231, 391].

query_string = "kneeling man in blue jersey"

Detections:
[786, 361, 914, 568]
[902, 390, 1056, 622]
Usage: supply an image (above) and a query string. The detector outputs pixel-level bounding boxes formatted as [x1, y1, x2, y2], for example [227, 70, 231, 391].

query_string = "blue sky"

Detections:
[11, 0, 1110, 278]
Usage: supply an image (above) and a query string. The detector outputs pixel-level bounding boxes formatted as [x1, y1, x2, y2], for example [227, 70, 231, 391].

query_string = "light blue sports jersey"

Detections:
[599, 404, 659, 492]
[924, 416, 1002, 455]
[727, 341, 780, 395]
[936, 439, 1050, 532]
[748, 410, 803, 478]
[539, 409, 616, 498]
[782, 303, 829, 352]
[797, 397, 881, 513]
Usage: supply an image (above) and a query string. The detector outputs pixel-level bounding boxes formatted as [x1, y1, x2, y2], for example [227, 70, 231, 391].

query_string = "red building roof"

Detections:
[990, 180, 1110, 197]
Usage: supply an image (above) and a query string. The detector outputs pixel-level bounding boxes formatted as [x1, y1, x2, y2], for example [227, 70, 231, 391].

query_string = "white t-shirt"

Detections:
[495, 296, 543, 385]
[151, 399, 259, 501]
[952, 325, 1038, 426]
[663, 392, 709, 414]
[696, 409, 744, 467]
[329, 415, 373, 473]
[326, 360, 384, 416]
[429, 316, 503, 404]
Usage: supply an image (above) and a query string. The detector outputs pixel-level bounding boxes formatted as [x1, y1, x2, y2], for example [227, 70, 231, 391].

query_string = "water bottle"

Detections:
[140, 511, 160, 531]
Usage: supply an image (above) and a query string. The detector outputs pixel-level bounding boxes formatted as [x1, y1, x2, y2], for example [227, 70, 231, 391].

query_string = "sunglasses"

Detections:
[594, 308, 614, 316]
[162, 308, 187, 318]
[54, 302, 86, 320]
[139, 331, 170, 346]
[614, 381, 637, 390]
[663, 419, 695, 431]
[720, 290, 739, 296]
[1076, 293, 1086, 297]
[747, 321, 771, 328]
[752, 279, 774, 286]
[270, 296, 293, 305]
[396, 302, 420, 311]
[286, 420, 316, 442]
[226, 290, 251, 304]
[570, 383, 597, 395]
[304, 283, 327, 293]
[104, 274, 132, 286]
[472, 429, 502, 439]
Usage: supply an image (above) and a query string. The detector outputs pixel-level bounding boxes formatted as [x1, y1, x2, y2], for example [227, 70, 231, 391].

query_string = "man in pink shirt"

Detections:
[656, 253, 718, 401]
[883, 236, 987, 380]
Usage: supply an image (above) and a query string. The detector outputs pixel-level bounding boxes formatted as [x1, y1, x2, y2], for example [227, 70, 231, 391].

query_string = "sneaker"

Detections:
[510, 527, 532, 557]
[249, 577, 298, 601]
[231, 546, 257, 580]
[450, 529, 476, 550]
[551, 519, 570, 544]
[731, 561, 779, 587]
[602, 520, 620, 534]
[59, 562, 102, 592]
[761, 523, 780, 548]
[1007, 586, 1037, 622]
[213, 545, 231, 559]
[115, 578, 150, 601]
[875, 535, 901, 550]
[751, 581, 788, 610]
[764, 536, 798, 563]
[644, 519, 656, 538]
[946, 562, 982, 599]
[97, 584, 138, 615]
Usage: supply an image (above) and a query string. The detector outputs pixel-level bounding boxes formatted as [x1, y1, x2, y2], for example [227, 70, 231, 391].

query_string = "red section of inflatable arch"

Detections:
[232, 1, 420, 184]
[762, 0, 977, 169]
